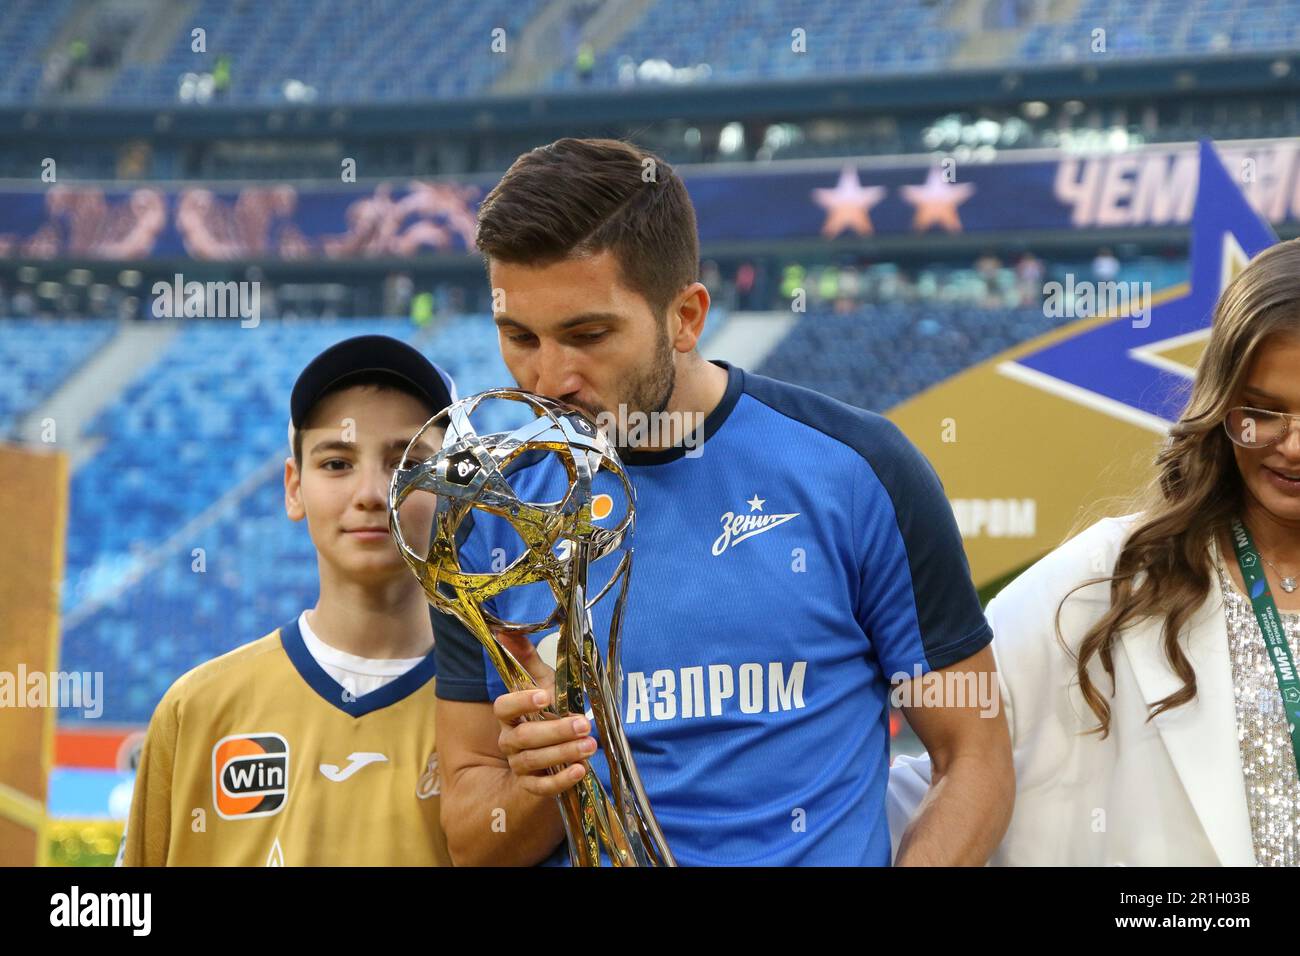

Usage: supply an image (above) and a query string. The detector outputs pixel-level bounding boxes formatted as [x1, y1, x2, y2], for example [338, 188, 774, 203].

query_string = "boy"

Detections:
[120, 334, 456, 865]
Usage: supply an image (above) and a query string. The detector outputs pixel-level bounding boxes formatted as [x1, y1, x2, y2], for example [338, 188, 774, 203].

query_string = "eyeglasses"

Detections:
[1223, 406, 1300, 449]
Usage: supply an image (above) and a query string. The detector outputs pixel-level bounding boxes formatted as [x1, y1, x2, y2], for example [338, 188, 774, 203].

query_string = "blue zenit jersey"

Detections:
[433, 362, 991, 866]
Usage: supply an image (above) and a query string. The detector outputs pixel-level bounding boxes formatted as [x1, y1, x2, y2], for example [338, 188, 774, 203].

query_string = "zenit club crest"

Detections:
[212, 732, 289, 820]
[711, 494, 799, 556]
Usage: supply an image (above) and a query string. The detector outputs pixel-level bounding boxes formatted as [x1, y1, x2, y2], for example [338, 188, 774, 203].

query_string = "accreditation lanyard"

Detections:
[1229, 517, 1300, 776]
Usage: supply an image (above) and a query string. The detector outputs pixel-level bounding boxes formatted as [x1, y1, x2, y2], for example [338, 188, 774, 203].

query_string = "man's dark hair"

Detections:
[475, 138, 699, 321]
[292, 370, 433, 465]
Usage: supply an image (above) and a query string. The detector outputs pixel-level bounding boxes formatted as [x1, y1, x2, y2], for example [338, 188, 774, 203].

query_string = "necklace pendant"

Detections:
[1283, 576, 1298, 594]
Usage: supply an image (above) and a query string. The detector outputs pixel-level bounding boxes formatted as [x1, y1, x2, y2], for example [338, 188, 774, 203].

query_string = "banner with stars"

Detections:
[886, 141, 1280, 586]
[4, 139, 1300, 260]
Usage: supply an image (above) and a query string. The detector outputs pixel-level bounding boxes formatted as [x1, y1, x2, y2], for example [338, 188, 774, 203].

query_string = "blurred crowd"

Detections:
[702, 246, 1153, 313]
[0, 247, 1169, 322]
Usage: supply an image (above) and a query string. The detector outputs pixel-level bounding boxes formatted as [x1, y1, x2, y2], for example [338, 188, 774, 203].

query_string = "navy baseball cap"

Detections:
[290, 334, 456, 429]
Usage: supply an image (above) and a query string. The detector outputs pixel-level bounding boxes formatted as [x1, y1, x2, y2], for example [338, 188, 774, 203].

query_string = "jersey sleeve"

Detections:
[119, 689, 179, 866]
[431, 609, 491, 702]
[853, 420, 992, 677]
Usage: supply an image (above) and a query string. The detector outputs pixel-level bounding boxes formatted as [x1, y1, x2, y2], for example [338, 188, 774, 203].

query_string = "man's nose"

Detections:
[532, 341, 584, 401]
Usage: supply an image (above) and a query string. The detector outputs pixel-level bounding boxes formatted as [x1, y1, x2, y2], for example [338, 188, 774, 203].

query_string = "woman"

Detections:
[888, 238, 1300, 865]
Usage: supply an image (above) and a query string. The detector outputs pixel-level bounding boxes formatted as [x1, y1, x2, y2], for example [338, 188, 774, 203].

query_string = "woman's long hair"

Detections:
[1061, 238, 1300, 736]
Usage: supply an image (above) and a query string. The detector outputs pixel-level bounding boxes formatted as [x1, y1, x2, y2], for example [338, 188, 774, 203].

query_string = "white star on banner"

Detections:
[900, 166, 975, 233]
[812, 166, 886, 238]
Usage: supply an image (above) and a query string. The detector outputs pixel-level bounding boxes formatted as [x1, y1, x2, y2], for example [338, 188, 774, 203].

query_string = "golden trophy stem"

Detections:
[391, 388, 676, 866]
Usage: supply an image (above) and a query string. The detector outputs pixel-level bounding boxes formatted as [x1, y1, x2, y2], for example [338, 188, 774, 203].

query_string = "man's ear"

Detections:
[285, 456, 306, 522]
[670, 281, 710, 353]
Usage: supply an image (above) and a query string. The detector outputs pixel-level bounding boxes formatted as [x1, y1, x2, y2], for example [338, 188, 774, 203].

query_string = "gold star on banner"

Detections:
[1136, 232, 1255, 376]
[901, 167, 976, 233]
[812, 166, 886, 238]
[1219, 231, 1250, 293]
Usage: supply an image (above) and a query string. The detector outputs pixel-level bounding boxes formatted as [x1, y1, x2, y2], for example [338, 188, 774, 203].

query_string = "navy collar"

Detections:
[619, 360, 743, 467]
[279, 614, 438, 717]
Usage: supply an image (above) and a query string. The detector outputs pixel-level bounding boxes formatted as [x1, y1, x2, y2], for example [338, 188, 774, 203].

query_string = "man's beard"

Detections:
[569, 325, 676, 425]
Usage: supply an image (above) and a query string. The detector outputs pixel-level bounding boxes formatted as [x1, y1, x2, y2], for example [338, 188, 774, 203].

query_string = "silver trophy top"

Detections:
[388, 388, 635, 637]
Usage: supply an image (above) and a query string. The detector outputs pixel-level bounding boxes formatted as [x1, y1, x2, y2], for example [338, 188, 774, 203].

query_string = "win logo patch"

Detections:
[212, 733, 289, 820]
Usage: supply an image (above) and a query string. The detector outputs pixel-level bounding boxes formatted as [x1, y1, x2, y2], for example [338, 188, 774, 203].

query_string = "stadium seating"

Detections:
[758, 301, 1072, 413]
[0, 319, 117, 434]
[0, 0, 76, 103]
[108, 0, 546, 105]
[1018, 0, 1300, 64]
[757, 258, 1187, 411]
[5, 0, 1295, 108]
[541, 0, 964, 92]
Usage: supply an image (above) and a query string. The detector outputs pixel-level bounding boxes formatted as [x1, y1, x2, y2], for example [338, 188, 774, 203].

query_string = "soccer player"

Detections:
[120, 335, 456, 866]
[433, 138, 1014, 866]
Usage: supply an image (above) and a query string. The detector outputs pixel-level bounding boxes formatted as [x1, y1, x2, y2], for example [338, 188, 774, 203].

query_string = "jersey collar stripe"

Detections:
[618, 361, 744, 467]
[279, 616, 438, 717]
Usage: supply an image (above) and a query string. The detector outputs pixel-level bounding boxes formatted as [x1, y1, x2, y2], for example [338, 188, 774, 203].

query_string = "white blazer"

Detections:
[887, 513, 1257, 866]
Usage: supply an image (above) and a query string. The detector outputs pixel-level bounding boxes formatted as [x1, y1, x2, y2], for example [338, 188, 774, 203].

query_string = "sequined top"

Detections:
[1212, 539, 1300, 867]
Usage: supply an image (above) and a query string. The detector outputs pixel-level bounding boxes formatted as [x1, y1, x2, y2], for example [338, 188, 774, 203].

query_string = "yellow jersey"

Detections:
[120, 616, 451, 866]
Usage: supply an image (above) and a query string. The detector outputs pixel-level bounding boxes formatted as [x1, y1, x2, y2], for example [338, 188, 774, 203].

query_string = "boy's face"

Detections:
[285, 385, 439, 583]
[489, 250, 707, 423]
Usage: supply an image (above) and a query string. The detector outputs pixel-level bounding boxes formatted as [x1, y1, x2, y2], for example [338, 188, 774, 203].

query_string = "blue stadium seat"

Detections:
[0, 319, 117, 433]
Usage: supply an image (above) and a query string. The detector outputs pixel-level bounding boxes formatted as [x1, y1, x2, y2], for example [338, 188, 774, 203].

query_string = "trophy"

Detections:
[388, 388, 674, 867]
